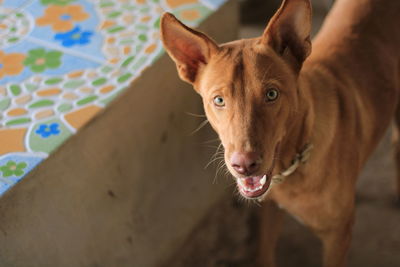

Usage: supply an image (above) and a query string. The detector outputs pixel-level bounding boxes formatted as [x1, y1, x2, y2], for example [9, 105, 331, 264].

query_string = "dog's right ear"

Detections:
[161, 13, 219, 85]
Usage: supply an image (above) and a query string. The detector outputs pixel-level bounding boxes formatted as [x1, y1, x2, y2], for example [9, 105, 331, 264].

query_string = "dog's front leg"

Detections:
[317, 216, 354, 267]
[257, 200, 284, 267]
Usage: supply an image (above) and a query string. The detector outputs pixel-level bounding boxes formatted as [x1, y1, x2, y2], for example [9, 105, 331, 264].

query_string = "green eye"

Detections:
[213, 96, 225, 107]
[266, 88, 279, 102]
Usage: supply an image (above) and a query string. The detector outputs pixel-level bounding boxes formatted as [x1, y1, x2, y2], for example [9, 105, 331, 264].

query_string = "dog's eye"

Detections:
[266, 88, 279, 102]
[213, 96, 225, 107]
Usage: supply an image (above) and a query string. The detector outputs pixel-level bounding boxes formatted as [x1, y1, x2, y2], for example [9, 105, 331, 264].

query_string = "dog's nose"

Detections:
[230, 152, 260, 175]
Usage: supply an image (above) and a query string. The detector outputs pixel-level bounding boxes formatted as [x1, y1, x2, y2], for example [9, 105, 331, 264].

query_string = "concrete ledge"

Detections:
[0, 2, 238, 266]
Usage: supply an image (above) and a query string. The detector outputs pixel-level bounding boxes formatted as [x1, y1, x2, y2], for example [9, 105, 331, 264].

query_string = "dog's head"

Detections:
[161, 0, 312, 199]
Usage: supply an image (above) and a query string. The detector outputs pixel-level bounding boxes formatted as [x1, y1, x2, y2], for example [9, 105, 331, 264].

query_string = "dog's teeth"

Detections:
[238, 177, 265, 193]
[260, 175, 267, 185]
[244, 185, 263, 193]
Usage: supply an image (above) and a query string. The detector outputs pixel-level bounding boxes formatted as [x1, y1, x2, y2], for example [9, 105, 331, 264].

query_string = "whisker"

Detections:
[214, 159, 227, 184]
[223, 168, 232, 179]
[233, 190, 252, 207]
[203, 145, 223, 149]
[204, 156, 225, 170]
[211, 144, 224, 158]
[201, 138, 221, 144]
[211, 143, 224, 158]
[252, 199, 262, 207]
[229, 180, 238, 188]
[185, 112, 206, 118]
[205, 142, 225, 184]
[213, 159, 225, 181]
[190, 119, 209, 135]
[216, 160, 227, 175]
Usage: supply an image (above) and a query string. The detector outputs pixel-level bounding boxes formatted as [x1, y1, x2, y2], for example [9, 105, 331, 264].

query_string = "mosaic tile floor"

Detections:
[0, 0, 227, 196]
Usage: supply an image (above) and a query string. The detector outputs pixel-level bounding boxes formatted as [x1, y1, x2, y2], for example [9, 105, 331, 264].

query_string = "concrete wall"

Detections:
[0, 2, 238, 266]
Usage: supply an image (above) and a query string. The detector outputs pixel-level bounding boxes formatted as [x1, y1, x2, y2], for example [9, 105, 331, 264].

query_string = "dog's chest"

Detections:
[271, 182, 335, 229]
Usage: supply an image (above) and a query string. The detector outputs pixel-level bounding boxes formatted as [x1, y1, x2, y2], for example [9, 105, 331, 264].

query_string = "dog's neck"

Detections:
[279, 76, 315, 170]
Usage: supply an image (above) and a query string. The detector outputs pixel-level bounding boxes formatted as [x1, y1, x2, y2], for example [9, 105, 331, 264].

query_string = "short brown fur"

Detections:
[161, 0, 400, 266]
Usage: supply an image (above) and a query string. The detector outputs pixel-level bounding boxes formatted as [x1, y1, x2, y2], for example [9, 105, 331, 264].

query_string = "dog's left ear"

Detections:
[161, 13, 219, 85]
[260, 0, 312, 70]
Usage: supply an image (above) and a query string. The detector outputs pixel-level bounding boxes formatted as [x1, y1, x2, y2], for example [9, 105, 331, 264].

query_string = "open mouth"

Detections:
[234, 142, 280, 199]
[236, 173, 272, 199]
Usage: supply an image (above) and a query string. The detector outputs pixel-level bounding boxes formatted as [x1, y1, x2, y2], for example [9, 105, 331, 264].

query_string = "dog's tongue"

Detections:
[238, 175, 266, 190]
[237, 174, 270, 198]
[244, 176, 263, 187]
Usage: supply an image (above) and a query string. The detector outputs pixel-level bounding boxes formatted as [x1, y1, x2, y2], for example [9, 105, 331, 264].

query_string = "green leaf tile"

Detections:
[64, 80, 85, 89]
[108, 26, 125, 33]
[138, 34, 148, 42]
[117, 73, 132, 83]
[8, 37, 19, 43]
[107, 11, 122, 18]
[10, 85, 22, 96]
[132, 57, 147, 70]
[135, 25, 149, 31]
[99, 2, 114, 7]
[45, 77, 63, 85]
[6, 118, 31, 126]
[92, 78, 107, 86]
[77, 96, 98, 106]
[120, 39, 135, 45]
[121, 56, 135, 67]
[24, 83, 39, 92]
[29, 100, 54, 108]
[0, 98, 11, 111]
[101, 66, 114, 73]
[154, 18, 160, 28]
[57, 103, 73, 113]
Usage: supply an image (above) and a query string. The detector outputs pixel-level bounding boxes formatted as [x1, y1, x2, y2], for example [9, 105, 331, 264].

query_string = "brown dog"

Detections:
[160, 0, 400, 266]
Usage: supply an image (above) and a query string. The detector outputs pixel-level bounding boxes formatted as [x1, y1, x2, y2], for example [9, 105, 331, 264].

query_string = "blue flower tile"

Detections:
[24, 0, 105, 62]
[28, 118, 73, 154]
